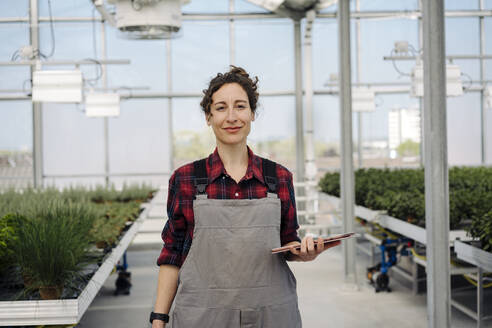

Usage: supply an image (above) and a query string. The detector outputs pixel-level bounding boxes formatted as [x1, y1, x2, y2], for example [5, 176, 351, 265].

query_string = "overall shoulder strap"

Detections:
[193, 158, 208, 196]
[262, 158, 278, 194]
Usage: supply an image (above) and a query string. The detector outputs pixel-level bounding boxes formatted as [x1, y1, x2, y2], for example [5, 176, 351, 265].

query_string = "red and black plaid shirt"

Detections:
[157, 146, 300, 267]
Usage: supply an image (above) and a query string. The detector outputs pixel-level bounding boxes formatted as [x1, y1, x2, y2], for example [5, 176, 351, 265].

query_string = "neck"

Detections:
[216, 140, 248, 169]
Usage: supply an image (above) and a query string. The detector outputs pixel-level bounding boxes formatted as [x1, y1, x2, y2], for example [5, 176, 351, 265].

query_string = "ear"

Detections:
[251, 111, 256, 122]
[206, 113, 211, 125]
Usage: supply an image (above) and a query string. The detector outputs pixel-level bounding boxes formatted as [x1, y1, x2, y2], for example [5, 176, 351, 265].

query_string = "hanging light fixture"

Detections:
[411, 63, 463, 97]
[485, 86, 492, 109]
[85, 92, 120, 117]
[352, 87, 375, 112]
[32, 69, 83, 103]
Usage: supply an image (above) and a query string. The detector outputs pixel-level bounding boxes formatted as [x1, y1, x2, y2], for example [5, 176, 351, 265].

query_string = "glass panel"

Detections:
[360, 0, 418, 11]
[447, 93, 482, 165]
[0, 24, 30, 90]
[0, 101, 33, 189]
[485, 18, 492, 54]
[249, 96, 296, 171]
[0, 2, 28, 17]
[172, 97, 215, 167]
[359, 19, 418, 83]
[38, 23, 99, 59]
[39, 0, 94, 17]
[445, 0, 479, 10]
[445, 18, 479, 55]
[42, 103, 105, 177]
[182, 0, 228, 13]
[235, 19, 294, 91]
[312, 20, 338, 90]
[109, 99, 170, 188]
[486, 0, 492, 10]
[172, 21, 229, 92]
[107, 28, 167, 92]
[235, 0, 269, 13]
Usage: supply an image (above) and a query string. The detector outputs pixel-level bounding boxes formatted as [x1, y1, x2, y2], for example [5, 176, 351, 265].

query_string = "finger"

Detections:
[325, 240, 341, 249]
[300, 237, 308, 255]
[316, 237, 324, 253]
[307, 236, 316, 255]
[289, 243, 301, 255]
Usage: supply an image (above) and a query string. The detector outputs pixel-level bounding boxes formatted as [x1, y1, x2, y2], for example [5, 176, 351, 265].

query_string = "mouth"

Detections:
[223, 127, 242, 133]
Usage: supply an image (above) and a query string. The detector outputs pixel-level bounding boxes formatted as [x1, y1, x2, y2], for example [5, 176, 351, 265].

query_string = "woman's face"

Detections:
[206, 83, 255, 147]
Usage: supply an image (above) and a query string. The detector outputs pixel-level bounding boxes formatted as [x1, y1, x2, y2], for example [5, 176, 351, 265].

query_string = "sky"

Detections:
[0, 0, 491, 171]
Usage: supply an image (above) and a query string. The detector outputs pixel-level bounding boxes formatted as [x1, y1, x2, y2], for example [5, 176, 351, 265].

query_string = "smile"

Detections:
[224, 127, 242, 133]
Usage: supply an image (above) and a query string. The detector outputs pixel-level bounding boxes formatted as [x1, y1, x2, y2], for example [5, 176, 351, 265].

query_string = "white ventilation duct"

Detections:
[107, 0, 190, 39]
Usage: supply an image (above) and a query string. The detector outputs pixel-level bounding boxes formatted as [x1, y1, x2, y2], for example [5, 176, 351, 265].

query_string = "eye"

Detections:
[216, 106, 225, 111]
[236, 105, 246, 110]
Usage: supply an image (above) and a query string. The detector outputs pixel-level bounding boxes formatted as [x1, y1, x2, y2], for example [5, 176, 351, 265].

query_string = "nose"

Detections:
[226, 106, 238, 122]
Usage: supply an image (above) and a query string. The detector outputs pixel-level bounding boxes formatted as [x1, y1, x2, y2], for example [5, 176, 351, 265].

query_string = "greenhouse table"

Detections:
[0, 203, 151, 326]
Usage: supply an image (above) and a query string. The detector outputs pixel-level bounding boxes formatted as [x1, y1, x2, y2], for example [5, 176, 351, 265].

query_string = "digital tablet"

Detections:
[271, 232, 356, 254]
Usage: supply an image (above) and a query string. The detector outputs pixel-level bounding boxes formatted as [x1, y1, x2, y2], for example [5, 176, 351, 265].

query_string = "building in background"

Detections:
[388, 107, 421, 159]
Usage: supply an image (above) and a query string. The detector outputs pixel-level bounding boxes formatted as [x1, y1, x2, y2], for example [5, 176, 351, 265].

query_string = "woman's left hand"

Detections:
[287, 236, 341, 262]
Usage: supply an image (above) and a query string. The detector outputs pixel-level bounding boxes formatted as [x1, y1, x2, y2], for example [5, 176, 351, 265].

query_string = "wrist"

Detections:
[150, 312, 169, 324]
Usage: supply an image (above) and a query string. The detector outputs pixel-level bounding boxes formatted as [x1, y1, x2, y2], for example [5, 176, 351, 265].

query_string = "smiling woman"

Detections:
[150, 66, 341, 328]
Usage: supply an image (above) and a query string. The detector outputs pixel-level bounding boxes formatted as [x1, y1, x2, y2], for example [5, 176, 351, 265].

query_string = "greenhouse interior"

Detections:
[1, 0, 492, 327]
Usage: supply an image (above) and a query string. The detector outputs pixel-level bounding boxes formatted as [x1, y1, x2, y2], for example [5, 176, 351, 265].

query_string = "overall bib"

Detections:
[171, 158, 302, 328]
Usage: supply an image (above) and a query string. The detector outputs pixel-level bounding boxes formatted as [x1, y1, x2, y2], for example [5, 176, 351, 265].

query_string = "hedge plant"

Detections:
[319, 167, 492, 250]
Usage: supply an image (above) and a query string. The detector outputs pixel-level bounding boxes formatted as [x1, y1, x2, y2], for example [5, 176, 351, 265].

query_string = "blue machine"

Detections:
[367, 236, 412, 292]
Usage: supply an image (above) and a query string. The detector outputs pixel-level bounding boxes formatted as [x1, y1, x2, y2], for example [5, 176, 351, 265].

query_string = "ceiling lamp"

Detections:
[485, 86, 492, 109]
[411, 63, 463, 97]
[352, 87, 375, 112]
[32, 69, 83, 103]
[85, 92, 120, 117]
[106, 0, 190, 39]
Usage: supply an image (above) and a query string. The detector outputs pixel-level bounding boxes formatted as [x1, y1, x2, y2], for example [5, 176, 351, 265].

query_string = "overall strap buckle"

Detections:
[262, 158, 278, 194]
[193, 158, 209, 197]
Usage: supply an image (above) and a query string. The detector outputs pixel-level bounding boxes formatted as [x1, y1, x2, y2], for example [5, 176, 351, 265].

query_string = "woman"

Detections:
[151, 66, 340, 328]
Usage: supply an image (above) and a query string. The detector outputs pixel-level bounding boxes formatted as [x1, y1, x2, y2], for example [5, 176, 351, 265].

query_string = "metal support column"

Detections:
[30, 0, 43, 189]
[479, 0, 486, 164]
[166, 39, 174, 171]
[418, 0, 425, 167]
[477, 267, 483, 328]
[338, 0, 356, 283]
[422, 0, 451, 327]
[229, 0, 235, 66]
[294, 19, 305, 209]
[304, 10, 317, 224]
[355, 0, 362, 168]
[101, 19, 110, 187]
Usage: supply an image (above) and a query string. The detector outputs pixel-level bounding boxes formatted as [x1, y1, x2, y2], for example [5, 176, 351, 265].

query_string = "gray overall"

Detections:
[170, 158, 302, 328]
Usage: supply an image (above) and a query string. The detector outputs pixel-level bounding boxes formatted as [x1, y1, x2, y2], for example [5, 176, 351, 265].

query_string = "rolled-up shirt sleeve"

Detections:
[279, 169, 301, 246]
[156, 172, 186, 267]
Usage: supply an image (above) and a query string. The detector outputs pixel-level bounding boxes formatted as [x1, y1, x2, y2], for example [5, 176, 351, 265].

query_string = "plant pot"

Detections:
[39, 285, 63, 300]
[22, 272, 34, 288]
[96, 241, 108, 249]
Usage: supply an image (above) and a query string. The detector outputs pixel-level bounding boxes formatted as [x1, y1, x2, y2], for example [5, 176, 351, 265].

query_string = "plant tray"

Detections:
[454, 240, 492, 272]
[0, 203, 151, 326]
[323, 194, 471, 246]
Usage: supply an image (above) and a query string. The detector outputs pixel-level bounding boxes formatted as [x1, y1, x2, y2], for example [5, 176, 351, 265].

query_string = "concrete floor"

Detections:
[77, 246, 491, 328]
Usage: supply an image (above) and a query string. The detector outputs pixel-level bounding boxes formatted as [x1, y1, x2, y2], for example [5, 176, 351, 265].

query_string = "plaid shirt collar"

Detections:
[207, 146, 265, 185]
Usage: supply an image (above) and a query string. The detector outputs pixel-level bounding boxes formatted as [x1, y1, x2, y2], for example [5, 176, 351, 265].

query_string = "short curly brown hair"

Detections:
[200, 65, 259, 116]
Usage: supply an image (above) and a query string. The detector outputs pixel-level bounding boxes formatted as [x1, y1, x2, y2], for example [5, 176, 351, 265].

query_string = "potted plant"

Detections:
[13, 199, 97, 300]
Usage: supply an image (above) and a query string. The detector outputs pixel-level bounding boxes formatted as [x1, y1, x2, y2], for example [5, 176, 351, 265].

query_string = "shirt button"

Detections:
[235, 192, 239, 197]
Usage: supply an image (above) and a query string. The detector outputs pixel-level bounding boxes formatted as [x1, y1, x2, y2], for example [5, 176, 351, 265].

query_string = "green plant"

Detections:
[13, 199, 97, 292]
[0, 213, 23, 275]
[467, 211, 492, 251]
